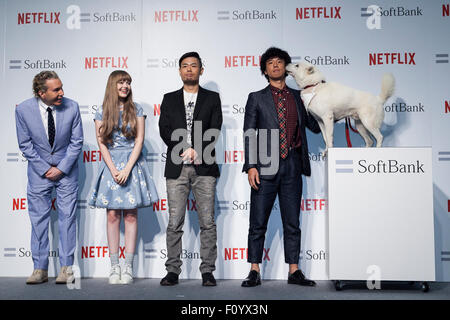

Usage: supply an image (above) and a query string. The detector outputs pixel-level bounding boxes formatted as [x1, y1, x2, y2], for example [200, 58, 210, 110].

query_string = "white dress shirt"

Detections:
[38, 99, 56, 139]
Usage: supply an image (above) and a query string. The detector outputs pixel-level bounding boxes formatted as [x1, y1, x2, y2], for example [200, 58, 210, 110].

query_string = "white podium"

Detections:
[327, 148, 435, 290]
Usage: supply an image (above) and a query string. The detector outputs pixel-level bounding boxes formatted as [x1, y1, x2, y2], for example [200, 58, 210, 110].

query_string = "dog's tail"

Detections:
[379, 73, 395, 103]
[376, 73, 395, 128]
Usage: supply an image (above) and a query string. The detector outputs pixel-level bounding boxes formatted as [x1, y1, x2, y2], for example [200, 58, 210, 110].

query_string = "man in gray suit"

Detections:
[15, 71, 83, 284]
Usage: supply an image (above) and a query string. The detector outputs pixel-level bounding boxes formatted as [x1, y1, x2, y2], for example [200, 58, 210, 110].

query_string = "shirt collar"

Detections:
[269, 84, 289, 95]
[38, 98, 54, 111]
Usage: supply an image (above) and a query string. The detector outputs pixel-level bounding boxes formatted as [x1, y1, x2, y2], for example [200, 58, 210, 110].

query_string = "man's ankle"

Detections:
[250, 264, 260, 273]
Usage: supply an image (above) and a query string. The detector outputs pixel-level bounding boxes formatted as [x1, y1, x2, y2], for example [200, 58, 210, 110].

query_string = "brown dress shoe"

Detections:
[55, 266, 75, 284]
[26, 269, 48, 285]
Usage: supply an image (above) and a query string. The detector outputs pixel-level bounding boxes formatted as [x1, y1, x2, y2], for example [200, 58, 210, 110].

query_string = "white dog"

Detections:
[286, 62, 395, 152]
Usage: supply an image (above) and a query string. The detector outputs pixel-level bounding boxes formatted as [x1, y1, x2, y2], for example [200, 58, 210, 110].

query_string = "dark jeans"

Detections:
[247, 150, 303, 264]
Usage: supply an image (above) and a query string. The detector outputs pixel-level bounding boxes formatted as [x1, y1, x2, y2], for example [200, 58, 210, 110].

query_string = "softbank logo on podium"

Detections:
[335, 160, 354, 173]
[335, 159, 426, 174]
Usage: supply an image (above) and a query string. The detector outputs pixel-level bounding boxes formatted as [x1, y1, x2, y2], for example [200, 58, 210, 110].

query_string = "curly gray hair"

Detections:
[32, 71, 60, 98]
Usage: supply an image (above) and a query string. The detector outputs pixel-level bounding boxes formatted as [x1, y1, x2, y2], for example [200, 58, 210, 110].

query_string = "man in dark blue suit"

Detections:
[242, 47, 320, 287]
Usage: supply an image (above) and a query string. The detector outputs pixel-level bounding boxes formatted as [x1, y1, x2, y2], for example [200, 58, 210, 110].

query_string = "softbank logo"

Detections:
[337, 159, 425, 174]
[9, 59, 67, 70]
[335, 160, 354, 174]
[217, 200, 231, 212]
[438, 151, 450, 162]
[6, 152, 22, 162]
[217, 9, 277, 21]
[436, 53, 449, 64]
[66, 5, 137, 30]
[3, 248, 16, 258]
[146, 57, 185, 69]
[363, 4, 423, 30]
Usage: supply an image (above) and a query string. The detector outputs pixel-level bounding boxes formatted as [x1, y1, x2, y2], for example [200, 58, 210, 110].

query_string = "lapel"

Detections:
[175, 88, 187, 128]
[32, 98, 52, 151]
[193, 86, 206, 120]
[54, 101, 66, 150]
[261, 85, 279, 127]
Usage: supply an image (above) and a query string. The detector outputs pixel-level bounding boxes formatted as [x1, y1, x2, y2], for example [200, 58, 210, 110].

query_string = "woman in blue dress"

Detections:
[89, 70, 158, 284]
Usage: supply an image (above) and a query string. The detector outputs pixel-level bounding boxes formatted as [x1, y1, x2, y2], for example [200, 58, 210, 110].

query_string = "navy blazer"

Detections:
[243, 85, 320, 179]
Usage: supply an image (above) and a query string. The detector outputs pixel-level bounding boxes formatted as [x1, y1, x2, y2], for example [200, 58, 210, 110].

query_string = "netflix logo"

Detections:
[296, 7, 342, 20]
[12, 198, 57, 212]
[301, 198, 327, 212]
[154, 10, 199, 22]
[369, 52, 416, 65]
[225, 56, 260, 68]
[18, 12, 61, 24]
[224, 150, 244, 163]
[445, 101, 450, 113]
[83, 150, 102, 163]
[81, 246, 127, 259]
[153, 104, 161, 116]
[152, 198, 167, 212]
[224, 248, 270, 261]
[152, 198, 198, 212]
[443, 4, 449, 16]
[84, 57, 128, 69]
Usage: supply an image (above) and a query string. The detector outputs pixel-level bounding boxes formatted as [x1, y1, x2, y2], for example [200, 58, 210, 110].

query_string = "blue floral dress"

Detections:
[88, 104, 159, 209]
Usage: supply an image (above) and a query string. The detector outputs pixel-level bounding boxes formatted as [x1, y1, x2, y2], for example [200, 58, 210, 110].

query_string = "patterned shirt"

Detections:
[270, 85, 301, 149]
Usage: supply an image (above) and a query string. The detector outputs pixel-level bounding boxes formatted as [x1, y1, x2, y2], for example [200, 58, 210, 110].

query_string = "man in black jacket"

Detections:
[159, 52, 222, 286]
[241, 47, 321, 287]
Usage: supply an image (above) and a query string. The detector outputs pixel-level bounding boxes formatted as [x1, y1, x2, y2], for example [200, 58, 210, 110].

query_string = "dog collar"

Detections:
[303, 81, 324, 90]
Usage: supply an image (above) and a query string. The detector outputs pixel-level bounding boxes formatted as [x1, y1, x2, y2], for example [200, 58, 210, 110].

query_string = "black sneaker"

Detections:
[160, 272, 179, 286]
[202, 272, 217, 286]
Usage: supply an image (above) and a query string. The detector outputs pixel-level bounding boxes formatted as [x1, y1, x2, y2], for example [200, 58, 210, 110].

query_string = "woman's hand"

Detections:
[116, 168, 131, 185]
[110, 168, 121, 184]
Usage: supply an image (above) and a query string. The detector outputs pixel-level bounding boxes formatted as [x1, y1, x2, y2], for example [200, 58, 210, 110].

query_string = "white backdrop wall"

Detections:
[0, 0, 449, 281]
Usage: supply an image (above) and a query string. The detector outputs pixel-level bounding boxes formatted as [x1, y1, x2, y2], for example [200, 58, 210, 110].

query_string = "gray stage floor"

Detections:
[0, 278, 449, 300]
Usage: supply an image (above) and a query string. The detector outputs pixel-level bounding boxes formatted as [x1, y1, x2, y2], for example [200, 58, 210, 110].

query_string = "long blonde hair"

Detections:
[100, 70, 137, 145]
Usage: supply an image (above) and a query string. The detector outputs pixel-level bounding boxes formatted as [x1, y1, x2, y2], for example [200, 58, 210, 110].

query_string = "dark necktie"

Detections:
[47, 107, 55, 148]
[275, 90, 288, 159]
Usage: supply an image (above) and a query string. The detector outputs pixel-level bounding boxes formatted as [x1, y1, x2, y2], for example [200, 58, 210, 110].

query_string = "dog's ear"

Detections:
[307, 66, 315, 75]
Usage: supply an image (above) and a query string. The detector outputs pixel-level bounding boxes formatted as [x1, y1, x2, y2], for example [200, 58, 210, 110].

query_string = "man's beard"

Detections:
[183, 79, 199, 86]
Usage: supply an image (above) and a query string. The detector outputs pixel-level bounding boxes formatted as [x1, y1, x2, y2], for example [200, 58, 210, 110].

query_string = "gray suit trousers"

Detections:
[165, 165, 217, 275]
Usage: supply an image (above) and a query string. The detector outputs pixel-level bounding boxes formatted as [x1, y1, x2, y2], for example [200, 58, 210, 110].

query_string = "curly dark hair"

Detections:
[260, 47, 291, 81]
